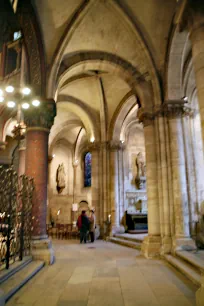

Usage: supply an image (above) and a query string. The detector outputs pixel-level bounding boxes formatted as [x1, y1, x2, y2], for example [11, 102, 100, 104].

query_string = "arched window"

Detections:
[84, 152, 91, 187]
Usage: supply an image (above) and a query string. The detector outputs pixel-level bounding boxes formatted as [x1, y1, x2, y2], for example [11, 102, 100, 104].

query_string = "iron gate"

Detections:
[0, 166, 34, 270]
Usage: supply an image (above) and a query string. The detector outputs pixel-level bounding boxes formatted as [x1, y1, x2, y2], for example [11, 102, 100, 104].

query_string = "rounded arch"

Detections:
[49, 119, 83, 146]
[54, 52, 155, 110]
[165, 24, 189, 100]
[110, 94, 138, 141]
[74, 128, 86, 161]
[57, 94, 100, 141]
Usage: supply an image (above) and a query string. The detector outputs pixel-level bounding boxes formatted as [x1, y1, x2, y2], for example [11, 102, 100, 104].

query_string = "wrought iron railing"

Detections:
[0, 166, 34, 270]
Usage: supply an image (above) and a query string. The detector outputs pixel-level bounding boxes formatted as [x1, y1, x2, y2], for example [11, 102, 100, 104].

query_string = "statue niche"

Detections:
[135, 152, 146, 190]
[56, 163, 66, 194]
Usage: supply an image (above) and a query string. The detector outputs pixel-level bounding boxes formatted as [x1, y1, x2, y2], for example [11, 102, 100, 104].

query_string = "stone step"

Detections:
[0, 256, 32, 285]
[165, 254, 201, 287]
[0, 260, 44, 304]
[176, 250, 204, 273]
[109, 237, 141, 250]
[114, 234, 144, 243]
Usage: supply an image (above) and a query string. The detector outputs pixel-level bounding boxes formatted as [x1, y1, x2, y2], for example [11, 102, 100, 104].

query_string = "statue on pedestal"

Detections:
[56, 163, 66, 193]
[135, 152, 146, 190]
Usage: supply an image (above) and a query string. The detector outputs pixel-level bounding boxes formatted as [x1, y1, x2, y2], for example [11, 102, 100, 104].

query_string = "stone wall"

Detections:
[123, 123, 146, 215]
[48, 141, 91, 225]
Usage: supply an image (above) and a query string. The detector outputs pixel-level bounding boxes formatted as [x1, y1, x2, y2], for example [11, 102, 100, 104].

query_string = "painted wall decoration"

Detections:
[84, 152, 91, 187]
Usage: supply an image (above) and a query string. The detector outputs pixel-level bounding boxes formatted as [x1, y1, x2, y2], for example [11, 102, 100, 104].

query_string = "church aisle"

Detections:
[7, 240, 197, 306]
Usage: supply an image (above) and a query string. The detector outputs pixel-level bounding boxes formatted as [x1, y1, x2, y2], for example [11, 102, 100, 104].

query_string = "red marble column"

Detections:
[25, 128, 49, 238]
[18, 139, 26, 176]
[24, 99, 56, 241]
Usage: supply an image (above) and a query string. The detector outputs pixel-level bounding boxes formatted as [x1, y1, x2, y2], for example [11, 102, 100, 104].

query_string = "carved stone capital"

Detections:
[109, 140, 123, 151]
[138, 108, 154, 127]
[24, 99, 56, 131]
[87, 141, 101, 152]
[163, 101, 193, 119]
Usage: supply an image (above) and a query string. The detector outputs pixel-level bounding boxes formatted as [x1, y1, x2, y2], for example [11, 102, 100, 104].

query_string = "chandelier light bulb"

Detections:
[32, 99, 40, 107]
[0, 89, 3, 96]
[22, 102, 30, 109]
[7, 101, 16, 108]
[22, 87, 31, 95]
[0, 97, 4, 103]
[6, 86, 14, 93]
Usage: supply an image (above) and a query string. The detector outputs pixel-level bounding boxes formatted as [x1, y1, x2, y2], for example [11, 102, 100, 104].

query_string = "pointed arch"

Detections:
[47, 0, 161, 106]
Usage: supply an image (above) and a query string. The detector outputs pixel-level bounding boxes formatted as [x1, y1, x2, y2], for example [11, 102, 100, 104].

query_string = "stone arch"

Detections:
[47, 0, 161, 106]
[165, 24, 189, 100]
[55, 52, 155, 111]
[74, 128, 86, 161]
[78, 200, 90, 214]
[110, 94, 137, 141]
[57, 94, 100, 141]
[49, 119, 84, 156]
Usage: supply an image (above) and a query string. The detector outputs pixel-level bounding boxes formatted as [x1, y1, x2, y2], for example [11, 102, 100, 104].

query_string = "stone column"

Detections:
[72, 160, 78, 225]
[18, 139, 26, 176]
[109, 141, 124, 235]
[89, 143, 100, 227]
[155, 110, 172, 254]
[182, 113, 197, 238]
[118, 147, 125, 223]
[164, 101, 196, 251]
[189, 5, 204, 147]
[139, 111, 161, 258]
[24, 99, 56, 264]
[99, 142, 109, 237]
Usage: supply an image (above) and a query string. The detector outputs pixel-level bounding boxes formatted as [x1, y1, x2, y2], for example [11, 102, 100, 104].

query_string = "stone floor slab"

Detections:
[6, 240, 197, 306]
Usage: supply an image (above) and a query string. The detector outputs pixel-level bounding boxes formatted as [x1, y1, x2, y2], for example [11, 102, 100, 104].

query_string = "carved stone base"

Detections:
[0, 289, 5, 306]
[31, 238, 55, 265]
[172, 237, 197, 253]
[141, 235, 161, 258]
[111, 225, 125, 236]
[196, 276, 204, 306]
[160, 236, 172, 255]
[95, 225, 100, 240]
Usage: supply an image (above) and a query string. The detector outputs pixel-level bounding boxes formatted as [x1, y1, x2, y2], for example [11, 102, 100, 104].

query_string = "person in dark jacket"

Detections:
[77, 210, 90, 243]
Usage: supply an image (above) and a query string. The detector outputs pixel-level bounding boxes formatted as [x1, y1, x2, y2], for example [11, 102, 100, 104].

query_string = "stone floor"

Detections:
[7, 240, 197, 306]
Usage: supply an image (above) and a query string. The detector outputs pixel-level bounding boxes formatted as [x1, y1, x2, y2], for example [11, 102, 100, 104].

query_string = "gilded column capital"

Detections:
[24, 99, 56, 132]
[138, 108, 154, 127]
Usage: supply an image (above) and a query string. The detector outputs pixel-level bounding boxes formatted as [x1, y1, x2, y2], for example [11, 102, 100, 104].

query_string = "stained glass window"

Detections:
[84, 152, 91, 187]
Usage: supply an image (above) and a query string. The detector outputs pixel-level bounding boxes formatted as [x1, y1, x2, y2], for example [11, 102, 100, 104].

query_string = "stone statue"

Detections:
[56, 163, 65, 193]
[136, 152, 145, 177]
[135, 152, 146, 190]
